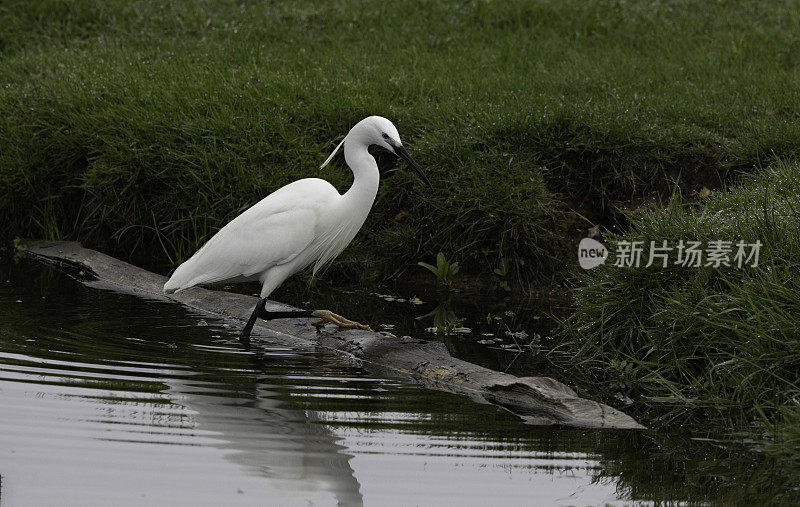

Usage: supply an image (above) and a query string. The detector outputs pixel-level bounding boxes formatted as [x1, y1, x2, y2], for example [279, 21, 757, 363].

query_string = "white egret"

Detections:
[163, 116, 432, 348]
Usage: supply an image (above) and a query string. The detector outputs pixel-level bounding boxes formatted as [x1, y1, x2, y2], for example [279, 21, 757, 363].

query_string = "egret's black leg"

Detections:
[258, 309, 315, 320]
[239, 297, 267, 349]
[239, 303, 368, 350]
[239, 301, 315, 350]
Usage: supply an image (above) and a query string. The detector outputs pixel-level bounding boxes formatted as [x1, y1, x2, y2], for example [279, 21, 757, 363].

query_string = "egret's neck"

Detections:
[343, 141, 380, 205]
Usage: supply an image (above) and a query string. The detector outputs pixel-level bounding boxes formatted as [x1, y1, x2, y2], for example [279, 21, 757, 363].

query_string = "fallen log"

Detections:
[24, 240, 644, 430]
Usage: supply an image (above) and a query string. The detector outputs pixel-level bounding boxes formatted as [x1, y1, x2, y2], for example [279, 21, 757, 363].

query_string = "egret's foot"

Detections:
[311, 310, 371, 331]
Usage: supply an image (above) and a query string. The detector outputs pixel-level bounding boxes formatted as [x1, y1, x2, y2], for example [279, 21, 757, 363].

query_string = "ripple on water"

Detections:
[0, 261, 630, 506]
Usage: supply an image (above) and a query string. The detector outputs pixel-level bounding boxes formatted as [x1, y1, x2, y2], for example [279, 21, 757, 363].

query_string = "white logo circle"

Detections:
[578, 238, 608, 269]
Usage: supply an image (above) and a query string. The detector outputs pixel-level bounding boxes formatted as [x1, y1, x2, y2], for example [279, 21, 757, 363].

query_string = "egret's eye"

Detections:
[382, 133, 390, 141]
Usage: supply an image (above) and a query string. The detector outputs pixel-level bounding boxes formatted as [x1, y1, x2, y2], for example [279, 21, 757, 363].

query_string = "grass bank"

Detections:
[2, 0, 800, 286]
[565, 159, 800, 459]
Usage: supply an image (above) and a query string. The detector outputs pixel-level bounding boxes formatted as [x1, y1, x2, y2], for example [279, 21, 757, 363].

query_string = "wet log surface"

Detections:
[25, 240, 644, 430]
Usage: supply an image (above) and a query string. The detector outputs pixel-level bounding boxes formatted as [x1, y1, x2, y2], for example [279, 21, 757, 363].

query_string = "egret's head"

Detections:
[321, 116, 433, 189]
[364, 116, 402, 151]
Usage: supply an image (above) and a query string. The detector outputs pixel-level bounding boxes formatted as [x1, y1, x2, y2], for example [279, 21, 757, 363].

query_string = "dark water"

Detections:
[227, 270, 569, 380]
[0, 259, 796, 506]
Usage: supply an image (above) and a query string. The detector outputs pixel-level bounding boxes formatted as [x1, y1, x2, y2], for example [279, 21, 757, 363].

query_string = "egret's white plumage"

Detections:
[163, 116, 426, 305]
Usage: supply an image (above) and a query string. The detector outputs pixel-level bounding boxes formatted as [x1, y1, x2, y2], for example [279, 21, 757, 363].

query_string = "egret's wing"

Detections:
[177, 207, 318, 289]
[164, 178, 341, 293]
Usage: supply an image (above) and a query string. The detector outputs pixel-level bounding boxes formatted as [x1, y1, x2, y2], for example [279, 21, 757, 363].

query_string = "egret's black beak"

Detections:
[392, 143, 433, 189]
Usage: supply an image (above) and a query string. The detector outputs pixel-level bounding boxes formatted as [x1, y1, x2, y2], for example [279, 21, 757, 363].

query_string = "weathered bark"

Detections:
[25, 240, 644, 430]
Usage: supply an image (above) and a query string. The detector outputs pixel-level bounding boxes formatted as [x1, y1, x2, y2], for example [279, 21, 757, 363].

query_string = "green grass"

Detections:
[2, 0, 800, 285]
[564, 159, 800, 457]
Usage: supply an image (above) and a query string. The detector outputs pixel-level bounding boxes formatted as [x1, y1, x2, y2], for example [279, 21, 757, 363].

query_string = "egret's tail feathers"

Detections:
[163, 280, 181, 295]
[163, 263, 226, 294]
[163, 271, 189, 294]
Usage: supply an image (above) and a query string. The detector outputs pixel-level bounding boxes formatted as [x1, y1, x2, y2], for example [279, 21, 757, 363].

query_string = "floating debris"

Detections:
[197, 319, 208, 326]
[370, 292, 406, 303]
[426, 326, 471, 334]
[409, 296, 424, 305]
[505, 330, 529, 340]
[477, 338, 502, 345]
[614, 393, 634, 406]
[380, 323, 396, 330]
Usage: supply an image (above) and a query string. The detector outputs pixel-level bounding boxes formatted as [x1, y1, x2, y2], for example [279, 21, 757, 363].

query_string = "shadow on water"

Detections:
[0, 258, 797, 505]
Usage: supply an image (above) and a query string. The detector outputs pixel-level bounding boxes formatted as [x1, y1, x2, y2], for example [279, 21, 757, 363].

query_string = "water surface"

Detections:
[0, 259, 793, 505]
